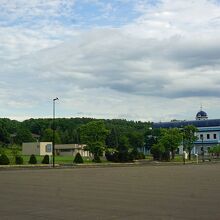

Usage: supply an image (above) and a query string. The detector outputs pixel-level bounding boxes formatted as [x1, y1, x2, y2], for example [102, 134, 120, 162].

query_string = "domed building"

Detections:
[153, 109, 220, 155]
[196, 110, 208, 120]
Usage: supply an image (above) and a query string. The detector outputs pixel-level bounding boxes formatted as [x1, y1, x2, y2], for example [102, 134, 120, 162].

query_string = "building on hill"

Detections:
[153, 109, 220, 155]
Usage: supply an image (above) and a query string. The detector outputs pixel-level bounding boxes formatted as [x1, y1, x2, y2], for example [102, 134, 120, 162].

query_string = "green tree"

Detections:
[74, 152, 84, 164]
[42, 155, 50, 164]
[161, 128, 182, 160]
[11, 145, 21, 163]
[0, 123, 10, 144]
[15, 156, 23, 165]
[144, 128, 161, 152]
[151, 128, 182, 161]
[80, 121, 109, 162]
[117, 135, 131, 162]
[151, 142, 166, 161]
[182, 125, 198, 160]
[128, 131, 144, 149]
[106, 127, 119, 148]
[14, 127, 34, 145]
[29, 154, 37, 164]
[41, 128, 61, 144]
[0, 154, 10, 165]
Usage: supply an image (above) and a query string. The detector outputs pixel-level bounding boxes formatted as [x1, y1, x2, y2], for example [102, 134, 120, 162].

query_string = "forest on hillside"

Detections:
[0, 118, 152, 150]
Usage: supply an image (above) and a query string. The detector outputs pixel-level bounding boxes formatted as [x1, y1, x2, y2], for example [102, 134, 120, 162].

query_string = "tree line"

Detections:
[0, 117, 199, 162]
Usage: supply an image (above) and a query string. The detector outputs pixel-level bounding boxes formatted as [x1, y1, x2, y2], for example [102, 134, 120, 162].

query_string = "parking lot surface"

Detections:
[0, 164, 220, 220]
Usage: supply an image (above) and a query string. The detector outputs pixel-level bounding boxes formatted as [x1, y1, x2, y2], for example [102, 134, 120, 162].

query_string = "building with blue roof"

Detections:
[153, 109, 220, 155]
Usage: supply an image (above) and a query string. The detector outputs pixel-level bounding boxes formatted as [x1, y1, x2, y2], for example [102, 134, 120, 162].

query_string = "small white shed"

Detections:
[22, 142, 52, 156]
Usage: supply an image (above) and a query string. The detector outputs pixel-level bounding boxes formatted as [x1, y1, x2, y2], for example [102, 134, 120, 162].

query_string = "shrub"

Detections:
[129, 148, 139, 161]
[106, 150, 136, 163]
[42, 155, 50, 164]
[137, 152, 145, 159]
[92, 154, 101, 163]
[15, 155, 23, 165]
[74, 153, 84, 164]
[0, 154, 10, 165]
[105, 151, 118, 162]
[29, 154, 37, 164]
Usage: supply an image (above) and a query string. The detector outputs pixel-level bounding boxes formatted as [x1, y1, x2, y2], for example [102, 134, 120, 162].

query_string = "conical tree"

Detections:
[29, 154, 37, 164]
[0, 154, 10, 165]
[73, 153, 83, 164]
[42, 155, 50, 164]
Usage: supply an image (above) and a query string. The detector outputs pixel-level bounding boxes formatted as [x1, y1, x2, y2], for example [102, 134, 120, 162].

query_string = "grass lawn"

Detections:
[8, 155, 95, 165]
[1, 147, 96, 165]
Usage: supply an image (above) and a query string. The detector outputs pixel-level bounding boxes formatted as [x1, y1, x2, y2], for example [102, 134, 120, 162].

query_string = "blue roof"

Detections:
[153, 119, 220, 129]
[196, 110, 207, 117]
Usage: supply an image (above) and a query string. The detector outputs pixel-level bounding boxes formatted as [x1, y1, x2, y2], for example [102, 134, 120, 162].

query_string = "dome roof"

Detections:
[196, 110, 208, 120]
[196, 111, 207, 117]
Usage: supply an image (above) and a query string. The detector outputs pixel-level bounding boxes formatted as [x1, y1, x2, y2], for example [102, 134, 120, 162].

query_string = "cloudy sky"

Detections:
[1, 0, 220, 122]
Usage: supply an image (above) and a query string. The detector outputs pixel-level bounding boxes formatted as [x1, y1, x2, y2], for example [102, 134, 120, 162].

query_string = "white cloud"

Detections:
[1, 0, 220, 121]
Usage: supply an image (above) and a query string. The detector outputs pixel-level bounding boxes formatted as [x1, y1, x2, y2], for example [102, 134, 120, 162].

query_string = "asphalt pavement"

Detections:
[0, 164, 220, 220]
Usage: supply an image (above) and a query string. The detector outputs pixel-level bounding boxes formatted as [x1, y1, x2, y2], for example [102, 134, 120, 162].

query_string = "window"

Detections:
[45, 144, 52, 152]
[200, 134, 203, 140]
[207, 134, 210, 139]
[214, 134, 217, 139]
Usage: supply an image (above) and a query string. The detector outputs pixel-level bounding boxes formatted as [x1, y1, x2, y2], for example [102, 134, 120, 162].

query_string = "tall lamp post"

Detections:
[52, 97, 59, 167]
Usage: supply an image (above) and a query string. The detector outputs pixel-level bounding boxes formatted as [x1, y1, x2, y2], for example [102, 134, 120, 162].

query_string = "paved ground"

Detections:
[0, 164, 220, 220]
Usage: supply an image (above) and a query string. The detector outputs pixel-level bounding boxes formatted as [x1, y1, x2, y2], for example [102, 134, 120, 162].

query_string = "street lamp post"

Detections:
[52, 97, 59, 167]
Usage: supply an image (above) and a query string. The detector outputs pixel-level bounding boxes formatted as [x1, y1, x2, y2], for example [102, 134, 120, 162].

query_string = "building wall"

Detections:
[39, 142, 52, 156]
[177, 127, 220, 155]
[22, 142, 40, 155]
[22, 142, 52, 156]
[55, 144, 91, 157]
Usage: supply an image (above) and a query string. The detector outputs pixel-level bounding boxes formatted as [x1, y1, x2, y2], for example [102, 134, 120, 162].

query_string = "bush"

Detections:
[92, 154, 101, 163]
[129, 148, 139, 160]
[0, 154, 10, 165]
[42, 155, 50, 164]
[137, 152, 145, 159]
[29, 154, 37, 164]
[15, 156, 23, 165]
[74, 153, 84, 164]
[105, 151, 119, 162]
[105, 150, 134, 163]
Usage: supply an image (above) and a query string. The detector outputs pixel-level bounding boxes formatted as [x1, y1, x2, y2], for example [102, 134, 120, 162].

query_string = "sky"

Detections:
[1, 0, 220, 122]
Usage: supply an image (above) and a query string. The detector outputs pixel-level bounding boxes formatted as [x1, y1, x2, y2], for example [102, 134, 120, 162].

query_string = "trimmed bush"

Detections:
[0, 154, 10, 165]
[74, 153, 84, 164]
[15, 156, 23, 165]
[29, 154, 37, 164]
[42, 155, 50, 164]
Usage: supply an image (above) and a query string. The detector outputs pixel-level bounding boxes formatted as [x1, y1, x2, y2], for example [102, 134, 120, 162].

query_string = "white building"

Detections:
[22, 142, 52, 156]
[153, 110, 220, 155]
[55, 144, 91, 157]
[22, 142, 91, 157]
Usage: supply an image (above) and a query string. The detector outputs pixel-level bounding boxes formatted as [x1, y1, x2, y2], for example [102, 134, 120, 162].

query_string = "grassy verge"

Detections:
[7, 155, 96, 165]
